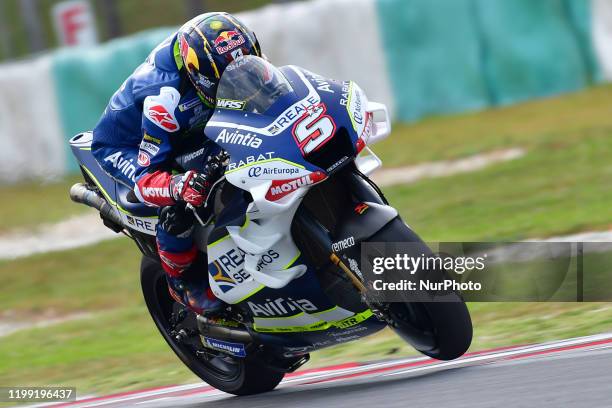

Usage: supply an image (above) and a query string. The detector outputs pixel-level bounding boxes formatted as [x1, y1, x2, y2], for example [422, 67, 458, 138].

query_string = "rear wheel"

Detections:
[369, 218, 473, 360]
[140, 256, 284, 395]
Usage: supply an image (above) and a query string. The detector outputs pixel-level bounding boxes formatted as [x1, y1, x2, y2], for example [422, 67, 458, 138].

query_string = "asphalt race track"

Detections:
[33, 333, 612, 408]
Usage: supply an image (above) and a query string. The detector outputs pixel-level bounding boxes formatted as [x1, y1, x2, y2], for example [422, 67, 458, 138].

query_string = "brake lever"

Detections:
[187, 203, 206, 226]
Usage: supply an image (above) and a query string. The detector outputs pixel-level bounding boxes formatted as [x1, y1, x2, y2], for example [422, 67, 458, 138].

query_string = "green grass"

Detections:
[0, 176, 87, 233]
[384, 129, 612, 241]
[0, 307, 193, 395]
[0, 238, 139, 313]
[375, 85, 612, 241]
[374, 84, 612, 166]
[2, 84, 612, 395]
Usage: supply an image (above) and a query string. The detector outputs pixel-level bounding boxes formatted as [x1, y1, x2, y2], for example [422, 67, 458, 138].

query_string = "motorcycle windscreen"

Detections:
[215, 55, 294, 116]
[206, 56, 327, 177]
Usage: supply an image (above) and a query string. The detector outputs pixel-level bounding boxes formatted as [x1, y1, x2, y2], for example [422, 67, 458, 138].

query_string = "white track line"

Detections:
[0, 213, 118, 260]
[371, 148, 525, 187]
[383, 332, 612, 378]
[0, 312, 93, 338]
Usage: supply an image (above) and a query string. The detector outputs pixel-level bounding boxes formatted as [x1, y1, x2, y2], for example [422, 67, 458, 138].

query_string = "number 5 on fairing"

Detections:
[292, 103, 336, 155]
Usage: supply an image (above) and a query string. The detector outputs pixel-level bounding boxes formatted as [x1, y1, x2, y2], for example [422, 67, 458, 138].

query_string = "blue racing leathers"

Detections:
[92, 33, 213, 188]
[91, 32, 217, 280]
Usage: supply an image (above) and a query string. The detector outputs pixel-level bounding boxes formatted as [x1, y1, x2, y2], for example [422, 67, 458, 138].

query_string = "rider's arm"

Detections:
[133, 87, 213, 208]
[133, 86, 180, 207]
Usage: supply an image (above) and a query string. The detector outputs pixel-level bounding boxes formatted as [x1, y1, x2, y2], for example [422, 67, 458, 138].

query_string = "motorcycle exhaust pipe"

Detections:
[70, 183, 123, 227]
[196, 315, 253, 343]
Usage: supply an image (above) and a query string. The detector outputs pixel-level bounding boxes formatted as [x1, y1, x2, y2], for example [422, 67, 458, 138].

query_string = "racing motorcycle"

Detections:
[69, 55, 472, 395]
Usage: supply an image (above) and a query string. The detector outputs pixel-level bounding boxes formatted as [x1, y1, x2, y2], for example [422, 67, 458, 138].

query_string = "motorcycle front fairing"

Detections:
[204, 59, 346, 298]
[201, 57, 388, 346]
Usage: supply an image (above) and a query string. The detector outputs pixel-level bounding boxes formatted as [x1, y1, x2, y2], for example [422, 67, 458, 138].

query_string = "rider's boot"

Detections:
[161, 249, 224, 315]
[157, 205, 224, 315]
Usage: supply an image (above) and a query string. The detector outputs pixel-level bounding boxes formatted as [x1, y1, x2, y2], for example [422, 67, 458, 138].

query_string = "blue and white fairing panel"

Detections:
[202, 59, 372, 311]
[207, 67, 367, 168]
[206, 64, 370, 209]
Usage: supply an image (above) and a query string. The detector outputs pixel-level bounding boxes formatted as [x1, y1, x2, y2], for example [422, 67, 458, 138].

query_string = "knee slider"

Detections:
[158, 205, 195, 237]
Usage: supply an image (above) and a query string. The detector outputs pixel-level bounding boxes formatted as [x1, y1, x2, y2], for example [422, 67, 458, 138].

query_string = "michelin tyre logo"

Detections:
[203, 337, 246, 357]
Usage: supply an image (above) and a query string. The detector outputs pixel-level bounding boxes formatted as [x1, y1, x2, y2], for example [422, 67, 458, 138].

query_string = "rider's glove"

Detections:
[135, 152, 227, 208]
[204, 153, 227, 182]
[169, 153, 227, 206]
[170, 170, 211, 207]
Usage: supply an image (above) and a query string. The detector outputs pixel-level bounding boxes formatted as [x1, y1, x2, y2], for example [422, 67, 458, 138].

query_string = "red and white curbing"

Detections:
[29, 332, 612, 407]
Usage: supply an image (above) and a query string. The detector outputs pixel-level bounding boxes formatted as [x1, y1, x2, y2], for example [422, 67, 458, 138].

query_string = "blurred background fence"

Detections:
[0, 0, 611, 183]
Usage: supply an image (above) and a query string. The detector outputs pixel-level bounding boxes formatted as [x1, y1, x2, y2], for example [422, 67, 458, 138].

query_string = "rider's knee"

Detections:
[157, 205, 195, 239]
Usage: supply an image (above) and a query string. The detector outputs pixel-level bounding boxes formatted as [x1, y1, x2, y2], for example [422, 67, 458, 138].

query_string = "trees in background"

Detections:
[0, 1, 14, 60]
[18, 0, 47, 54]
[96, 0, 122, 40]
[0, 0, 284, 61]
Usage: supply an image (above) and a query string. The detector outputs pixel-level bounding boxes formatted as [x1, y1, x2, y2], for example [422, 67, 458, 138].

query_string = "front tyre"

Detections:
[369, 218, 473, 360]
[140, 255, 284, 395]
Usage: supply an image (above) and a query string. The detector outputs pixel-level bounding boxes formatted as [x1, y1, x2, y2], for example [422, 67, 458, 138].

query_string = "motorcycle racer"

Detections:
[91, 12, 263, 315]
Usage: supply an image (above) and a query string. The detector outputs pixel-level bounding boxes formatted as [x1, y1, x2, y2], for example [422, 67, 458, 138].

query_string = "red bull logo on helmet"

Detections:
[214, 30, 246, 54]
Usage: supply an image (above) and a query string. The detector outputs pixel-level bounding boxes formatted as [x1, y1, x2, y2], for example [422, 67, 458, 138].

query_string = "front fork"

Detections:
[292, 207, 391, 324]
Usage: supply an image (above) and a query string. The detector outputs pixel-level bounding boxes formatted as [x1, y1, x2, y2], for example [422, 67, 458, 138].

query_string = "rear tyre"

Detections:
[140, 256, 284, 395]
[369, 218, 473, 360]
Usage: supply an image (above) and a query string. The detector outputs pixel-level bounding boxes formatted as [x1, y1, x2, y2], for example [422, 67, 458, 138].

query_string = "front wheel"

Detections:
[369, 218, 473, 361]
[140, 255, 284, 395]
